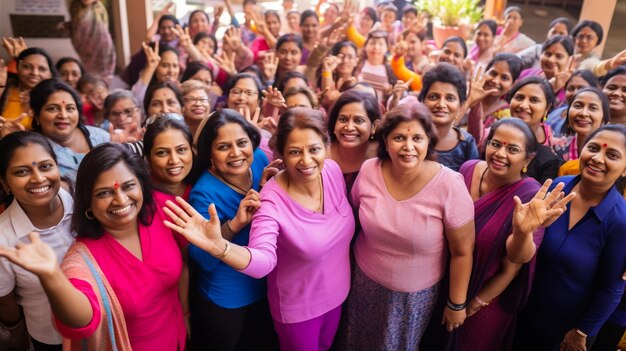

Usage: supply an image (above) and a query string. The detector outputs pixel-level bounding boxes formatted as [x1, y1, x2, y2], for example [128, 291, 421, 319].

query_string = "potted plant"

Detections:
[415, 0, 483, 48]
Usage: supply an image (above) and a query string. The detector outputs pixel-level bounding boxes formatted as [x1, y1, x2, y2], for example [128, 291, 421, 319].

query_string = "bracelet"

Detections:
[474, 295, 490, 307]
[575, 328, 587, 338]
[446, 298, 467, 311]
[321, 71, 332, 78]
[0, 85, 5, 88]
[215, 240, 231, 259]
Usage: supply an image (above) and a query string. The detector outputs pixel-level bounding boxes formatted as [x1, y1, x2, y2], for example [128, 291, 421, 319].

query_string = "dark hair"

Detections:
[566, 69, 599, 91]
[486, 53, 524, 82]
[240, 65, 265, 83]
[224, 73, 263, 103]
[504, 6, 523, 19]
[506, 76, 556, 112]
[542, 35, 574, 56]
[158, 14, 179, 28]
[300, 9, 319, 26]
[327, 90, 381, 142]
[0, 132, 58, 208]
[376, 101, 438, 161]
[331, 40, 358, 57]
[265, 9, 281, 23]
[30, 79, 83, 132]
[361, 7, 377, 23]
[157, 43, 180, 58]
[476, 19, 497, 36]
[143, 81, 184, 114]
[188, 10, 209, 25]
[581, 124, 626, 192]
[601, 66, 626, 87]
[55, 57, 85, 75]
[284, 86, 319, 109]
[418, 63, 467, 104]
[356, 30, 397, 87]
[269, 108, 329, 156]
[276, 33, 303, 52]
[486, 117, 538, 157]
[72, 143, 155, 239]
[442, 36, 468, 58]
[181, 61, 213, 83]
[76, 73, 108, 94]
[17, 47, 58, 78]
[548, 17, 574, 34]
[402, 4, 418, 16]
[243, 0, 257, 7]
[196, 108, 261, 171]
[564, 87, 611, 136]
[571, 20, 604, 46]
[276, 71, 309, 93]
[192, 32, 217, 50]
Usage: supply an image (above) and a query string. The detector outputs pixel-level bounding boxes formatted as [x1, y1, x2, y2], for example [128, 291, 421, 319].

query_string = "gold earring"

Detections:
[85, 209, 95, 220]
[522, 166, 528, 173]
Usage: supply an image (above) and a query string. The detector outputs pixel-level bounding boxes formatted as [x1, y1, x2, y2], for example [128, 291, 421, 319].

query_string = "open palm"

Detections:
[513, 179, 576, 234]
[163, 197, 223, 254]
[0, 232, 58, 277]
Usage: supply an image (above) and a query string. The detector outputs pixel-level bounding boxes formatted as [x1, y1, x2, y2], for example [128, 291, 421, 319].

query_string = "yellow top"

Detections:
[1, 87, 33, 129]
[390, 55, 423, 92]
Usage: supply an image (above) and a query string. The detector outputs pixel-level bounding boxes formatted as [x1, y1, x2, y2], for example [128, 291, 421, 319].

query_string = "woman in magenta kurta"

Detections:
[162, 108, 355, 351]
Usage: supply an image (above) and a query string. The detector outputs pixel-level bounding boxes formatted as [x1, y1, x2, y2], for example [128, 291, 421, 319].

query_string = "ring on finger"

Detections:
[176, 218, 186, 228]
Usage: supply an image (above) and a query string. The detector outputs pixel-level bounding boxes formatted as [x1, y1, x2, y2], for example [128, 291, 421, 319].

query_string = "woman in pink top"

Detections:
[340, 101, 475, 350]
[162, 107, 355, 351]
[0, 144, 188, 351]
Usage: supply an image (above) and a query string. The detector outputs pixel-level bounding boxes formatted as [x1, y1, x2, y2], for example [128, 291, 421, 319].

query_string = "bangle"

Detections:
[215, 240, 231, 259]
[575, 329, 587, 338]
[446, 298, 467, 311]
[474, 295, 490, 307]
[321, 71, 332, 78]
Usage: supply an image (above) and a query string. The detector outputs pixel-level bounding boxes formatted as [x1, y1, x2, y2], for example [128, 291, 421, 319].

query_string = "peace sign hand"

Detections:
[0, 114, 28, 139]
[0, 232, 59, 278]
[163, 197, 223, 255]
[173, 24, 192, 49]
[239, 106, 262, 130]
[512, 179, 576, 235]
[142, 41, 161, 69]
[554, 56, 576, 91]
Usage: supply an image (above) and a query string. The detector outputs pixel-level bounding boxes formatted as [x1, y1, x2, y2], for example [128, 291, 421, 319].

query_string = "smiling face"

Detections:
[364, 37, 387, 64]
[183, 88, 210, 122]
[18, 54, 52, 90]
[149, 128, 193, 187]
[359, 12, 375, 33]
[574, 26, 599, 56]
[405, 32, 423, 59]
[603, 74, 626, 117]
[266, 13, 281, 38]
[147, 87, 182, 116]
[283, 128, 327, 181]
[189, 12, 209, 38]
[540, 42, 569, 79]
[438, 41, 465, 70]
[380, 9, 396, 27]
[484, 61, 514, 98]
[474, 24, 495, 51]
[334, 102, 374, 149]
[90, 162, 143, 234]
[210, 123, 254, 179]
[578, 130, 626, 185]
[59, 61, 82, 89]
[565, 75, 593, 104]
[1, 143, 61, 212]
[155, 51, 180, 83]
[196, 37, 216, 56]
[504, 10, 523, 32]
[568, 91, 605, 137]
[301, 16, 319, 41]
[109, 97, 142, 131]
[158, 19, 177, 42]
[227, 77, 260, 112]
[277, 41, 302, 72]
[287, 12, 300, 31]
[337, 45, 358, 75]
[385, 120, 429, 170]
[510, 83, 550, 128]
[423, 82, 461, 127]
[37, 91, 80, 143]
[547, 22, 569, 38]
[484, 124, 529, 180]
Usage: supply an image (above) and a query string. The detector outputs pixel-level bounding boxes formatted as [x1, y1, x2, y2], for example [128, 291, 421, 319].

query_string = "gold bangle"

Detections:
[321, 71, 332, 78]
[215, 240, 231, 259]
[575, 328, 587, 338]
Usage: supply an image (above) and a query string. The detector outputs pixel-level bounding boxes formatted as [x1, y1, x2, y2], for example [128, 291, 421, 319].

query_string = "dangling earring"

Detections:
[85, 209, 95, 220]
[370, 130, 376, 141]
[522, 165, 528, 173]
[542, 114, 548, 122]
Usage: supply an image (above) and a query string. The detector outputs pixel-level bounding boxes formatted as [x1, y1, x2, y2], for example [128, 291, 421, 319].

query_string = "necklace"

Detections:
[285, 174, 324, 213]
[478, 167, 488, 198]
[215, 168, 252, 194]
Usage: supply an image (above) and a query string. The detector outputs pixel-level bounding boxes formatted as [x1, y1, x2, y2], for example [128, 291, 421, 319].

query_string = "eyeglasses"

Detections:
[142, 112, 185, 128]
[575, 34, 597, 42]
[110, 106, 140, 119]
[230, 89, 258, 97]
[486, 140, 524, 155]
[184, 97, 210, 104]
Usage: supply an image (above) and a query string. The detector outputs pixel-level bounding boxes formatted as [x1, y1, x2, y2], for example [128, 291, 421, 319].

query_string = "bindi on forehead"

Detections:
[113, 181, 119, 189]
[603, 143, 608, 148]
[32, 161, 37, 166]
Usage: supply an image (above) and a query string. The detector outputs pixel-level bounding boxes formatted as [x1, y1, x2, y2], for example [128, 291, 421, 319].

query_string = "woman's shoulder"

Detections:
[83, 125, 111, 144]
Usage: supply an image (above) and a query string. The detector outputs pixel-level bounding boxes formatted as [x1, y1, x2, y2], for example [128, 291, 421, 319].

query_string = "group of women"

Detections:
[0, 1, 625, 351]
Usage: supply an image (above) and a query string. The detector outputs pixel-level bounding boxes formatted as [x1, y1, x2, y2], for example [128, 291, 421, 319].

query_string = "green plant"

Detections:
[415, 0, 483, 27]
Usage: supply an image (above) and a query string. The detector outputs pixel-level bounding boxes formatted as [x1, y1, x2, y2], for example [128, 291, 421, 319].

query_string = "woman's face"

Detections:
[2, 144, 61, 211]
[504, 10, 523, 32]
[147, 87, 182, 116]
[603, 74, 626, 116]
[547, 22, 569, 38]
[579, 130, 626, 185]
[155, 51, 180, 83]
[109, 97, 142, 131]
[196, 37, 216, 56]
[384, 120, 429, 171]
[90, 162, 143, 233]
[37, 91, 80, 142]
[484, 124, 529, 179]
[405, 32, 423, 58]
[210, 123, 254, 179]
[364, 37, 387, 63]
[380, 10, 396, 27]
[189, 12, 209, 37]
[474, 24, 494, 51]
[323, 5, 339, 25]
[564, 75, 590, 103]
[190, 69, 213, 90]
[158, 19, 177, 42]
[285, 93, 313, 109]
[59, 61, 82, 89]
[287, 12, 300, 31]
[301, 16, 319, 41]
[568, 91, 605, 136]
[484, 61, 514, 98]
[277, 41, 302, 72]
[540, 43, 569, 79]
[227, 78, 259, 112]
[149, 128, 193, 186]
[574, 26, 599, 55]
[337, 46, 358, 75]
[282, 128, 326, 182]
[183, 88, 210, 122]
[438, 41, 465, 70]
[510, 83, 549, 127]
[423, 82, 461, 126]
[334, 102, 374, 149]
[18, 54, 52, 90]
[359, 13, 375, 33]
[266, 14, 281, 38]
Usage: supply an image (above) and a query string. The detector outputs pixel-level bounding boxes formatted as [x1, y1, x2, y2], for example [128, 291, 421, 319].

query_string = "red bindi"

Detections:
[113, 181, 119, 190]
[603, 143, 608, 148]
[502, 141, 507, 146]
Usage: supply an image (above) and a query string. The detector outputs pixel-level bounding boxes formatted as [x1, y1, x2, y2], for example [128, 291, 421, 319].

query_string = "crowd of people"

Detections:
[0, 0, 625, 350]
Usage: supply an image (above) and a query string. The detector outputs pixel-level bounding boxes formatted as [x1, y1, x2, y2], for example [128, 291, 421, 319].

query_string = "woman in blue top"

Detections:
[514, 124, 626, 351]
[187, 108, 278, 351]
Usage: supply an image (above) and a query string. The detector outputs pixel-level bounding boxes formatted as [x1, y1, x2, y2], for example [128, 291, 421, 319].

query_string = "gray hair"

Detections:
[103, 89, 143, 119]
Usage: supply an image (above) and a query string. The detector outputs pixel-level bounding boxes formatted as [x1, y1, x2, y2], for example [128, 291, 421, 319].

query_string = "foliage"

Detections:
[415, 0, 483, 27]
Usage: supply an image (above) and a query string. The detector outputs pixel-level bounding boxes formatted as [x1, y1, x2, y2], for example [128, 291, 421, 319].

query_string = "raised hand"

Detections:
[262, 86, 287, 110]
[0, 232, 59, 277]
[157, 1, 175, 18]
[142, 41, 161, 70]
[392, 79, 413, 100]
[261, 159, 283, 187]
[393, 39, 408, 57]
[0, 58, 8, 88]
[173, 25, 193, 48]
[554, 56, 576, 91]
[239, 106, 261, 128]
[213, 5, 225, 22]
[214, 51, 237, 76]
[466, 66, 499, 108]
[222, 26, 243, 53]
[322, 55, 341, 74]
[262, 52, 279, 81]
[230, 189, 261, 232]
[163, 197, 223, 254]
[0, 113, 28, 138]
[607, 48, 626, 70]
[512, 179, 576, 234]
[2, 37, 27, 58]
